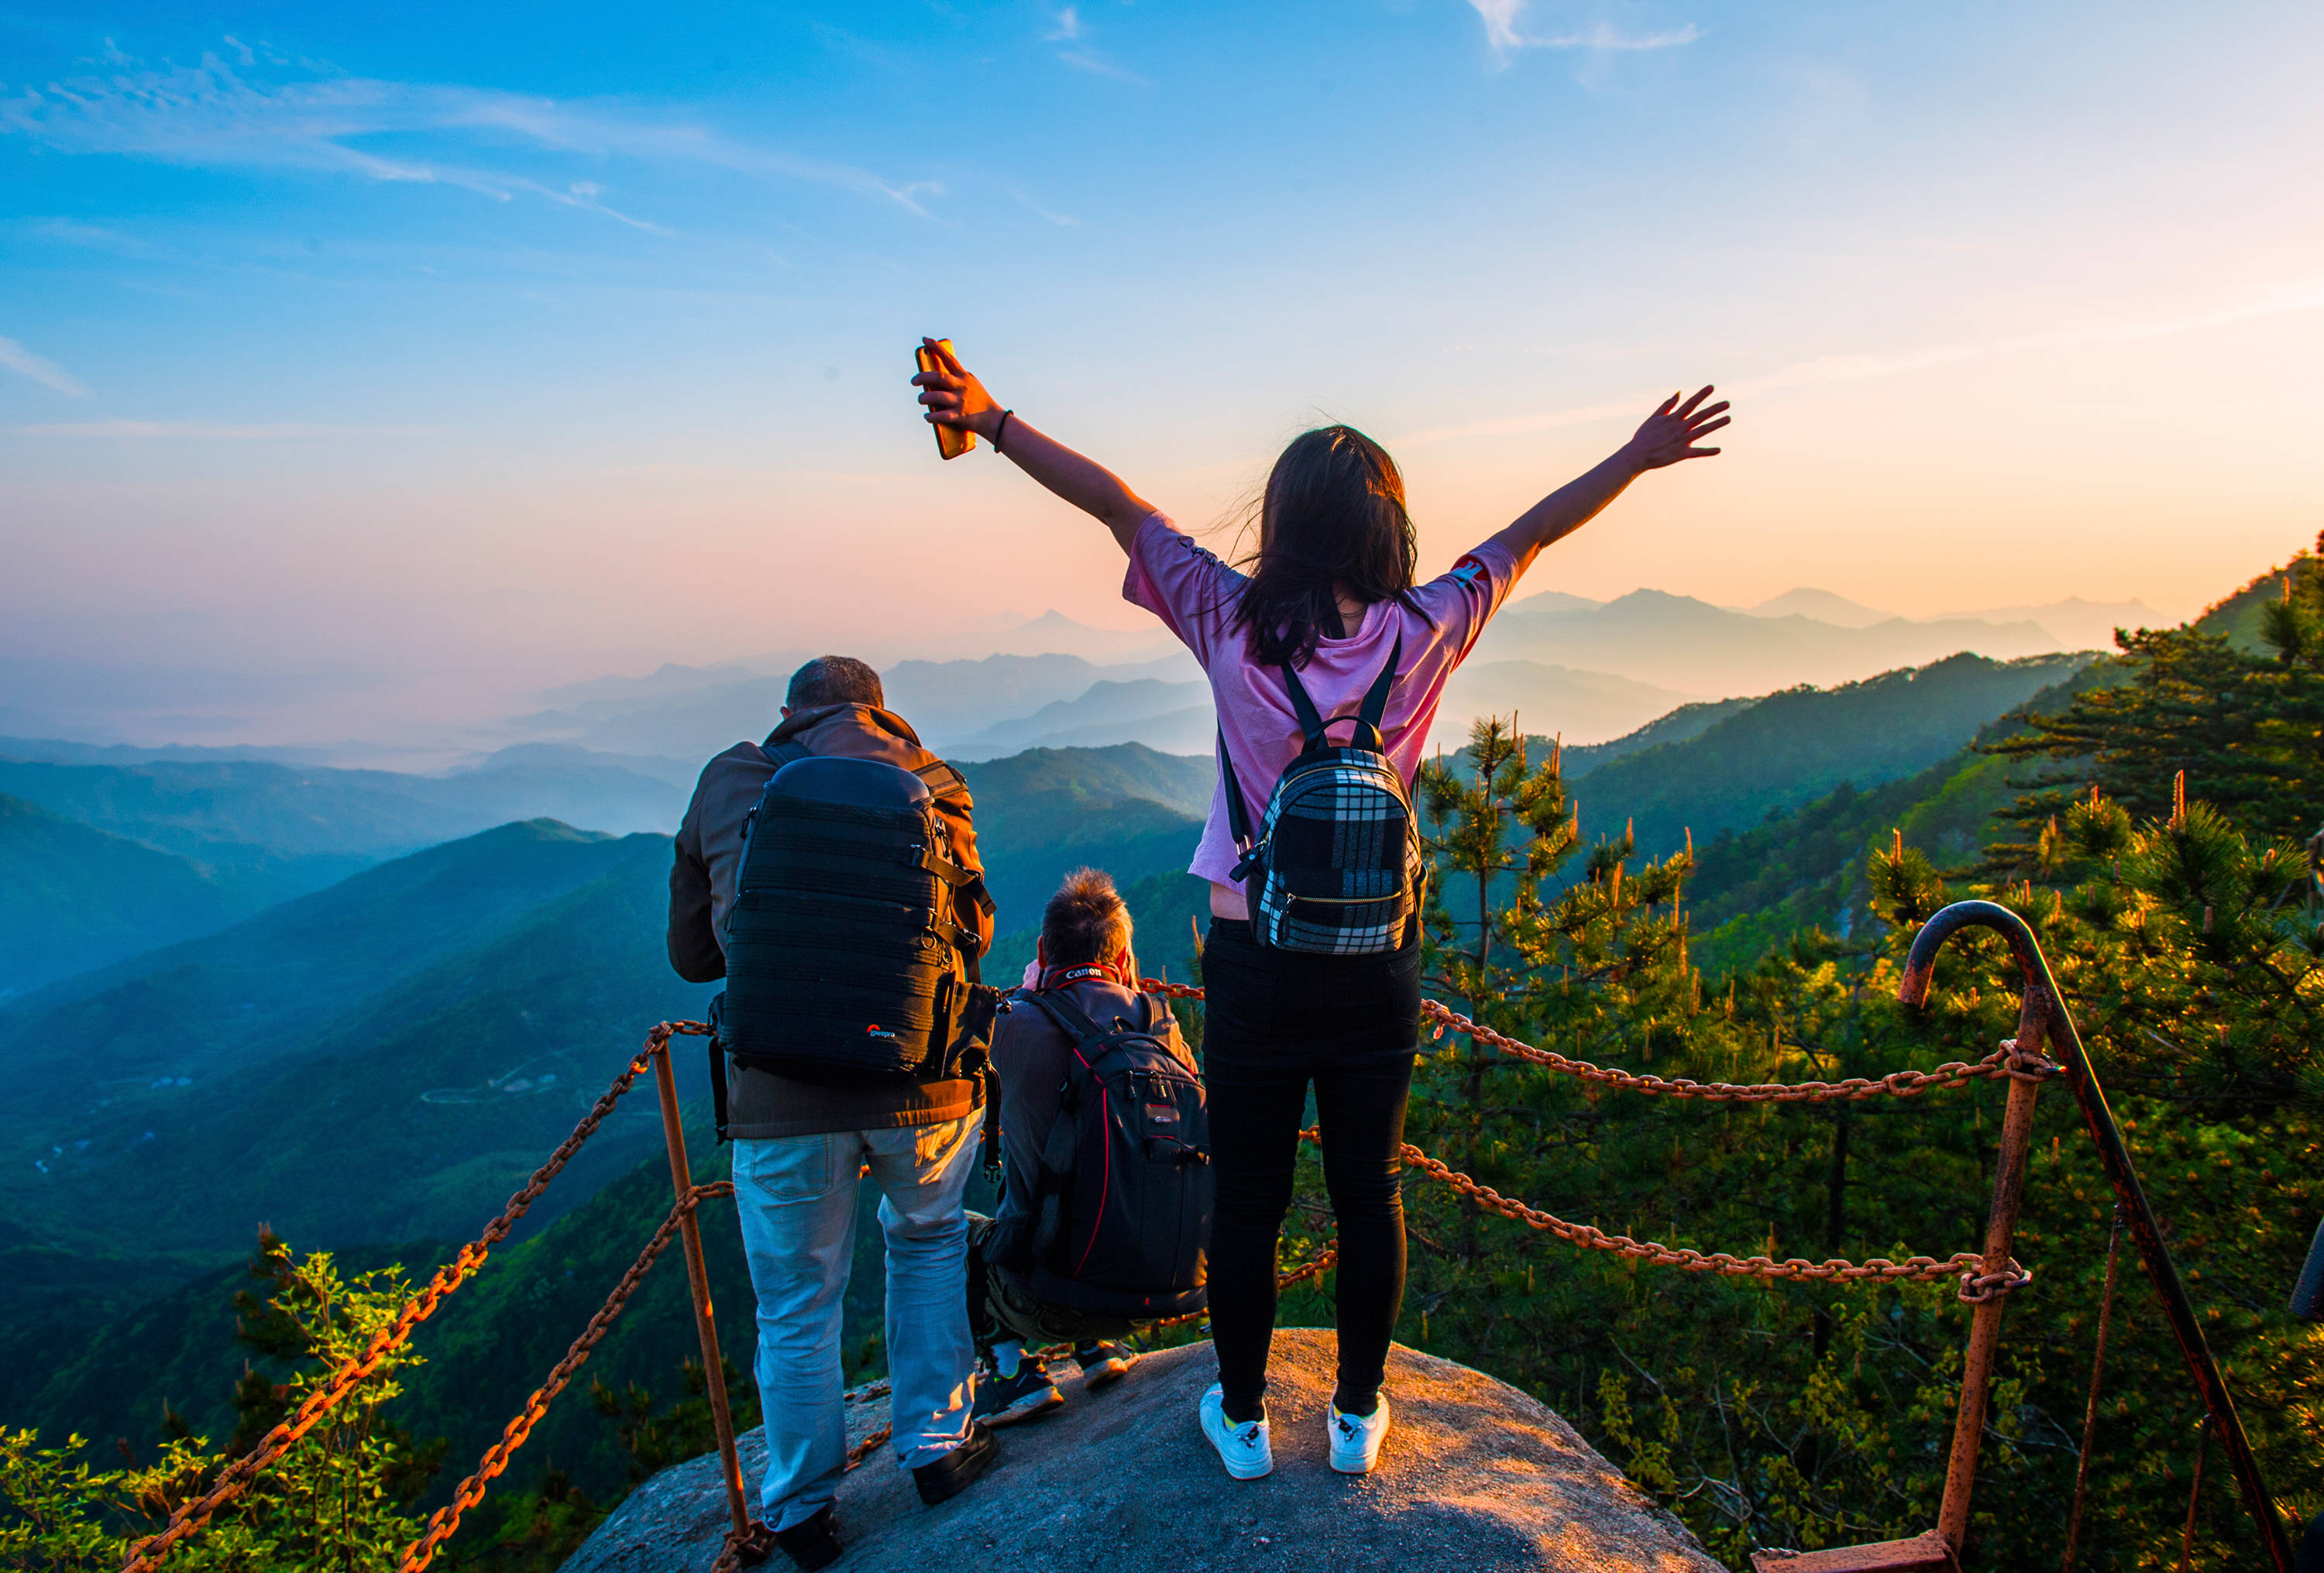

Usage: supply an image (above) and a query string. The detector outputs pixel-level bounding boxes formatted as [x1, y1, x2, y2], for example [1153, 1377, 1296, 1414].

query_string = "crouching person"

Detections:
[969, 868, 1212, 1424]
[667, 656, 1005, 1571]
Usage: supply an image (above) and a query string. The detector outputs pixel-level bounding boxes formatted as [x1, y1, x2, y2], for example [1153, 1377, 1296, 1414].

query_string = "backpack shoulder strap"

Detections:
[1023, 988, 1113, 1059]
[1022, 992, 1106, 1195]
[1279, 660, 1332, 752]
[738, 740, 813, 860]
[1350, 633, 1403, 752]
[912, 758, 972, 802]
[1218, 730, 1255, 862]
[912, 757, 995, 929]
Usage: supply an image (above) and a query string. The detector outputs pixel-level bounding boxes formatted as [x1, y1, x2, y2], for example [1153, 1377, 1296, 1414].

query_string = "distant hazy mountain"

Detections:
[958, 609, 1180, 664]
[1935, 597, 2165, 652]
[0, 750, 689, 876]
[940, 678, 1211, 758]
[1433, 661, 1697, 750]
[0, 794, 276, 998]
[456, 740, 702, 791]
[510, 651, 1202, 761]
[531, 660, 786, 712]
[896, 652, 1199, 748]
[1743, 588, 1896, 628]
[1737, 589, 2167, 652]
[1476, 589, 2061, 696]
[1502, 588, 1607, 616]
[0, 736, 352, 768]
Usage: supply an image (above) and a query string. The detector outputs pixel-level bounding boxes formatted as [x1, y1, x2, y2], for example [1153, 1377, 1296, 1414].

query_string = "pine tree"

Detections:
[1991, 534, 2324, 845]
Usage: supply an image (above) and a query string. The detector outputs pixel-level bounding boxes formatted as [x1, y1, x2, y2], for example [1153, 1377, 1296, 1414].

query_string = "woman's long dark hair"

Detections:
[1231, 424, 1418, 668]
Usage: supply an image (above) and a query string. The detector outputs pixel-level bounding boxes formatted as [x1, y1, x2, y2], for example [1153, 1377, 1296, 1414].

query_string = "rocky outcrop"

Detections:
[560, 1328, 1720, 1572]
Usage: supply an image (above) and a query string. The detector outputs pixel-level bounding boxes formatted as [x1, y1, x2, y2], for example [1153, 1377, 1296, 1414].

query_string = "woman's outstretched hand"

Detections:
[906, 336, 1157, 548]
[912, 338, 1004, 439]
[1623, 386, 1731, 470]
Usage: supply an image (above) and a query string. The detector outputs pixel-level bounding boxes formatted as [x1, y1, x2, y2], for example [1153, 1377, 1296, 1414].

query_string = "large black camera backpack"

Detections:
[713, 747, 999, 1118]
[1016, 989, 1210, 1318]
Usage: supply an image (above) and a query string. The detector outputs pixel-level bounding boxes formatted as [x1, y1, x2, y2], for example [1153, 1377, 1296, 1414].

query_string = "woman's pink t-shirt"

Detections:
[1121, 510, 1525, 892]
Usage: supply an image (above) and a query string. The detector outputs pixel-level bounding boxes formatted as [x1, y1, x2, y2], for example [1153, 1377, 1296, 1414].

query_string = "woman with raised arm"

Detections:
[912, 339, 1728, 1482]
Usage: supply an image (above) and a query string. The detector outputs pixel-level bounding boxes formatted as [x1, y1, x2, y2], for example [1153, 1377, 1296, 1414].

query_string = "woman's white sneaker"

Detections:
[1198, 1383, 1274, 1479]
[1329, 1396, 1391, 1474]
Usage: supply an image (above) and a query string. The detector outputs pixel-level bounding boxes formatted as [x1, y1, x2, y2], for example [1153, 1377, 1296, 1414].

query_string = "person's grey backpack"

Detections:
[1219, 635, 1421, 953]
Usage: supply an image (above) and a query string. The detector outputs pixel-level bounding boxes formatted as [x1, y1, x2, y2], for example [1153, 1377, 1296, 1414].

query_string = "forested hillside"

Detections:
[0, 793, 277, 995]
[958, 743, 1208, 929]
[1564, 651, 2089, 856]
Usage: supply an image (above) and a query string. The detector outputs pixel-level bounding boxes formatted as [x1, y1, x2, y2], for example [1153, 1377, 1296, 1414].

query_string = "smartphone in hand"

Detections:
[915, 339, 976, 461]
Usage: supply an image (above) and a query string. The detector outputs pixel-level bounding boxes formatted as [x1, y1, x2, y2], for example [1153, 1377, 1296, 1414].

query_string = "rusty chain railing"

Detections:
[119, 1026, 702, 1573]
[400, 1180, 736, 1571]
[1147, 980, 2058, 1104]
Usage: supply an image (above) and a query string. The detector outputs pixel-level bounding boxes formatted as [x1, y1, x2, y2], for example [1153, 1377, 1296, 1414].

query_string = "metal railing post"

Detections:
[651, 1040, 752, 1545]
[1934, 987, 2044, 1551]
[1900, 900, 2291, 1573]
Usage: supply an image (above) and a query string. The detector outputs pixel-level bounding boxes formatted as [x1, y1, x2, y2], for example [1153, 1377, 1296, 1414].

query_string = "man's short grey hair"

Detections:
[786, 655, 884, 711]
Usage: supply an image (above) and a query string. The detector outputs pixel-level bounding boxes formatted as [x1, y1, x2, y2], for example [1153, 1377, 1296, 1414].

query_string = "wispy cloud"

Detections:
[1398, 278, 2324, 448]
[26, 216, 163, 257]
[0, 335, 91, 396]
[1007, 186, 1079, 226]
[14, 419, 422, 438]
[1469, 3, 1700, 57]
[1055, 50, 1145, 82]
[1042, 6, 1145, 84]
[0, 55, 938, 222]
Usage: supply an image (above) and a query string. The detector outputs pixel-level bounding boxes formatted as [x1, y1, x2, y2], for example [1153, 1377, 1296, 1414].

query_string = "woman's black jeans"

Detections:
[1201, 917, 1420, 1421]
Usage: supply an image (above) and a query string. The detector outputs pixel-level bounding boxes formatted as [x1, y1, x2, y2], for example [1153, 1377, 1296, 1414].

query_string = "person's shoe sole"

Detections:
[980, 1384, 1064, 1426]
[1080, 1351, 1136, 1391]
[775, 1507, 842, 1571]
[913, 1421, 999, 1506]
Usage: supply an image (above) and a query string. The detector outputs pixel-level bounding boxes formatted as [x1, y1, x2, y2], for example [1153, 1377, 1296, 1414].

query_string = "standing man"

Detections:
[669, 655, 1001, 1571]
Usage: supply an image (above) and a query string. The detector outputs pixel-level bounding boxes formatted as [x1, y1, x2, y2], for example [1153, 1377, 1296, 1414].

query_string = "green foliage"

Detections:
[0, 1234, 441, 1572]
[590, 1355, 759, 1487]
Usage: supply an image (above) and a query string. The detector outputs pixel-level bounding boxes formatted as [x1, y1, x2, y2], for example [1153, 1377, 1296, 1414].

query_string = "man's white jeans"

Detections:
[731, 1112, 981, 1531]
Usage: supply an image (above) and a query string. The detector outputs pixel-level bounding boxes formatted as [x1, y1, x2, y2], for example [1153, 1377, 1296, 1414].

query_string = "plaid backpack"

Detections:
[1220, 634, 1421, 954]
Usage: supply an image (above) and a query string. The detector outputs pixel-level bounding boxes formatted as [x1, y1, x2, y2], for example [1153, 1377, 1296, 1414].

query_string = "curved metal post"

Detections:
[1899, 901, 2289, 1571]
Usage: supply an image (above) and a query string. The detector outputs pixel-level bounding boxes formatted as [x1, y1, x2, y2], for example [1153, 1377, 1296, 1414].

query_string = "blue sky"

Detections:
[4, 2, 2322, 742]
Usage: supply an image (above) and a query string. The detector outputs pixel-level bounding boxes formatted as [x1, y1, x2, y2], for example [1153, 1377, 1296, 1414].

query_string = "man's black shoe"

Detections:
[775, 1505, 841, 1571]
[911, 1421, 999, 1506]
